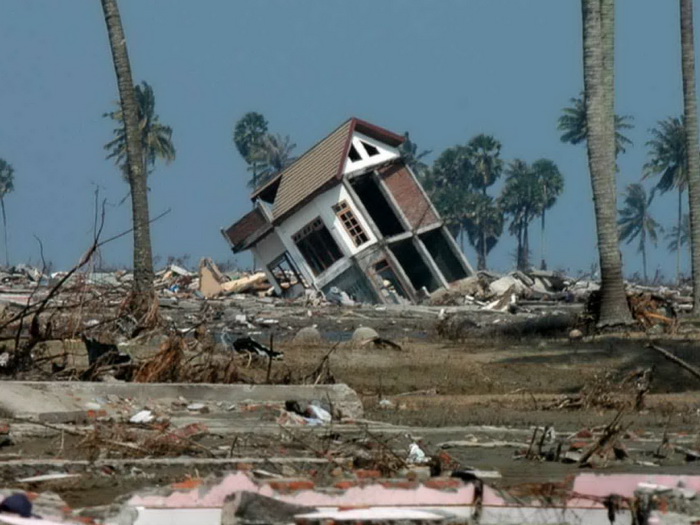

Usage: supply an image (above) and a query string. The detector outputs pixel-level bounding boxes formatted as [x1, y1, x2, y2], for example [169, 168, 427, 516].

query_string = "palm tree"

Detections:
[558, 94, 633, 156]
[233, 112, 268, 188]
[467, 134, 503, 194]
[680, 0, 700, 312]
[462, 193, 504, 270]
[248, 133, 296, 189]
[531, 159, 564, 270]
[643, 116, 687, 283]
[104, 81, 176, 180]
[100, 0, 156, 316]
[500, 159, 542, 270]
[618, 184, 661, 282]
[667, 213, 690, 264]
[580, 0, 632, 326]
[398, 132, 431, 180]
[0, 159, 14, 267]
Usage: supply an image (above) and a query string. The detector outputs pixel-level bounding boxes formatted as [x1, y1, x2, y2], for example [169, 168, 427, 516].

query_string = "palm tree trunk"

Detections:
[642, 234, 648, 283]
[582, 0, 632, 326]
[678, 188, 683, 284]
[540, 210, 547, 270]
[479, 227, 487, 270]
[680, 0, 700, 312]
[1, 197, 8, 267]
[101, 0, 156, 315]
[523, 219, 530, 270]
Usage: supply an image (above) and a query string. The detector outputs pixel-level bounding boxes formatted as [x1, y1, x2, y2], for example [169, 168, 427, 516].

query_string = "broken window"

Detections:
[267, 252, 308, 295]
[348, 144, 362, 162]
[361, 141, 380, 157]
[292, 218, 343, 276]
[332, 200, 369, 247]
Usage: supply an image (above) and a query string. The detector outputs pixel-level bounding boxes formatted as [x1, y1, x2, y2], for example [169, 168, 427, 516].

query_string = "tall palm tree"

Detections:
[581, 0, 632, 326]
[248, 133, 297, 189]
[467, 134, 503, 195]
[532, 159, 564, 270]
[667, 213, 690, 265]
[618, 184, 661, 282]
[643, 116, 687, 283]
[462, 193, 504, 270]
[680, 0, 700, 312]
[233, 112, 268, 188]
[398, 132, 431, 180]
[500, 159, 542, 271]
[0, 159, 14, 267]
[558, 94, 633, 156]
[104, 81, 176, 180]
[100, 0, 156, 315]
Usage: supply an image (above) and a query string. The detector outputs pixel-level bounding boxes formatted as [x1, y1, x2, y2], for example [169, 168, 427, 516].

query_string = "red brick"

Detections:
[355, 469, 381, 479]
[380, 479, 420, 490]
[424, 478, 463, 490]
[334, 480, 358, 490]
[268, 480, 315, 492]
[380, 163, 439, 229]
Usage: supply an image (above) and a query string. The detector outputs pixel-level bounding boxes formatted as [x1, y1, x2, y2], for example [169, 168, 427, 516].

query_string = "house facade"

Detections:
[222, 118, 473, 304]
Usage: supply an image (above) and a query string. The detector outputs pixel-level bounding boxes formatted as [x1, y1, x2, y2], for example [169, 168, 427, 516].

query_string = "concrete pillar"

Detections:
[413, 237, 449, 290]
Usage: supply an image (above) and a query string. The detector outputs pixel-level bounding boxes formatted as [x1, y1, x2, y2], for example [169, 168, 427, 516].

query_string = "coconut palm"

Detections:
[233, 112, 268, 188]
[500, 160, 542, 271]
[104, 81, 176, 180]
[398, 132, 431, 180]
[531, 159, 564, 270]
[462, 193, 504, 270]
[100, 0, 156, 315]
[618, 184, 661, 282]
[680, 0, 700, 311]
[580, 0, 632, 326]
[248, 133, 297, 189]
[558, 94, 633, 156]
[643, 116, 687, 283]
[467, 134, 503, 194]
[0, 159, 14, 266]
[667, 213, 690, 254]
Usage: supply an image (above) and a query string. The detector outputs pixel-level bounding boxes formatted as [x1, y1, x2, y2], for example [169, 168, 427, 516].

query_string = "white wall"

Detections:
[343, 131, 400, 176]
[273, 183, 377, 285]
[253, 231, 286, 264]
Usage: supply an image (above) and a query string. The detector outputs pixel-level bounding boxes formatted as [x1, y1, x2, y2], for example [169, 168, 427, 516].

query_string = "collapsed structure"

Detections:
[222, 118, 473, 304]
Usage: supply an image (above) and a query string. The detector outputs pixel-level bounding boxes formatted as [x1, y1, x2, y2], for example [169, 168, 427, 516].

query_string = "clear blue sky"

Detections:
[0, 1, 693, 279]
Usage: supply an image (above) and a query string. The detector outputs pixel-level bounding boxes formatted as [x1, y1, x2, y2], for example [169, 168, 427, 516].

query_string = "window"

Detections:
[332, 200, 369, 247]
[267, 252, 308, 294]
[292, 218, 343, 276]
[348, 144, 362, 162]
[361, 141, 380, 157]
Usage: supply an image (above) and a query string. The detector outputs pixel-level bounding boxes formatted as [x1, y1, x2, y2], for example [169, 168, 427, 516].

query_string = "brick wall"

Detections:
[379, 163, 439, 229]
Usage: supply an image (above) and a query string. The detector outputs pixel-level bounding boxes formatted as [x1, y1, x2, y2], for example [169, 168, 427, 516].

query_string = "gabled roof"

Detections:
[252, 117, 405, 223]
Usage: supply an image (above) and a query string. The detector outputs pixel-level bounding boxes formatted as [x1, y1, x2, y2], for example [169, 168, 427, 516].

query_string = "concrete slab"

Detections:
[0, 382, 363, 422]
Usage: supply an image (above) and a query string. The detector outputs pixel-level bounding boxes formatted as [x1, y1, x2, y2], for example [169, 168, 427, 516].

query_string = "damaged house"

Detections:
[222, 118, 473, 304]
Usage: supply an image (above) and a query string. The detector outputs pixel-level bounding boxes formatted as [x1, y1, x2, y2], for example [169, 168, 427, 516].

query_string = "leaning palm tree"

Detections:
[248, 133, 297, 188]
[100, 0, 156, 318]
[233, 112, 268, 188]
[558, 94, 634, 156]
[0, 159, 14, 267]
[643, 116, 687, 283]
[581, 0, 632, 326]
[104, 81, 176, 180]
[532, 159, 564, 270]
[667, 213, 690, 276]
[618, 184, 661, 282]
[680, 0, 700, 312]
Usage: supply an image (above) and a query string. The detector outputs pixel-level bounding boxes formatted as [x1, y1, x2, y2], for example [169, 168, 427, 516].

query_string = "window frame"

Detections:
[332, 200, 370, 247]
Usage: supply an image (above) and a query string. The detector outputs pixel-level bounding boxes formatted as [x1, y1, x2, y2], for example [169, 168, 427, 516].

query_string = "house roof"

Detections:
[222, 207, 272, 253]
[252, 117, 405, 223]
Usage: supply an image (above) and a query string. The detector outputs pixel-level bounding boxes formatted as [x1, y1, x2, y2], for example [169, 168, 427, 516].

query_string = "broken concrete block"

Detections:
[221, 491, 313, 525]
[292, 326, 322, 345]
[351, 326, 379, 342]
[489, 275, 527, 296]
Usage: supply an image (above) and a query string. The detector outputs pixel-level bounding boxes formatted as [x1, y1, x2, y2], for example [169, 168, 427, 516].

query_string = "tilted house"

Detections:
[222, 118, 473, 304]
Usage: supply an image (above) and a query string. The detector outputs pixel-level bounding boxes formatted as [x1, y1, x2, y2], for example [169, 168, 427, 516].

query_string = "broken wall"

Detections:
[379, 164, 439, 230]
